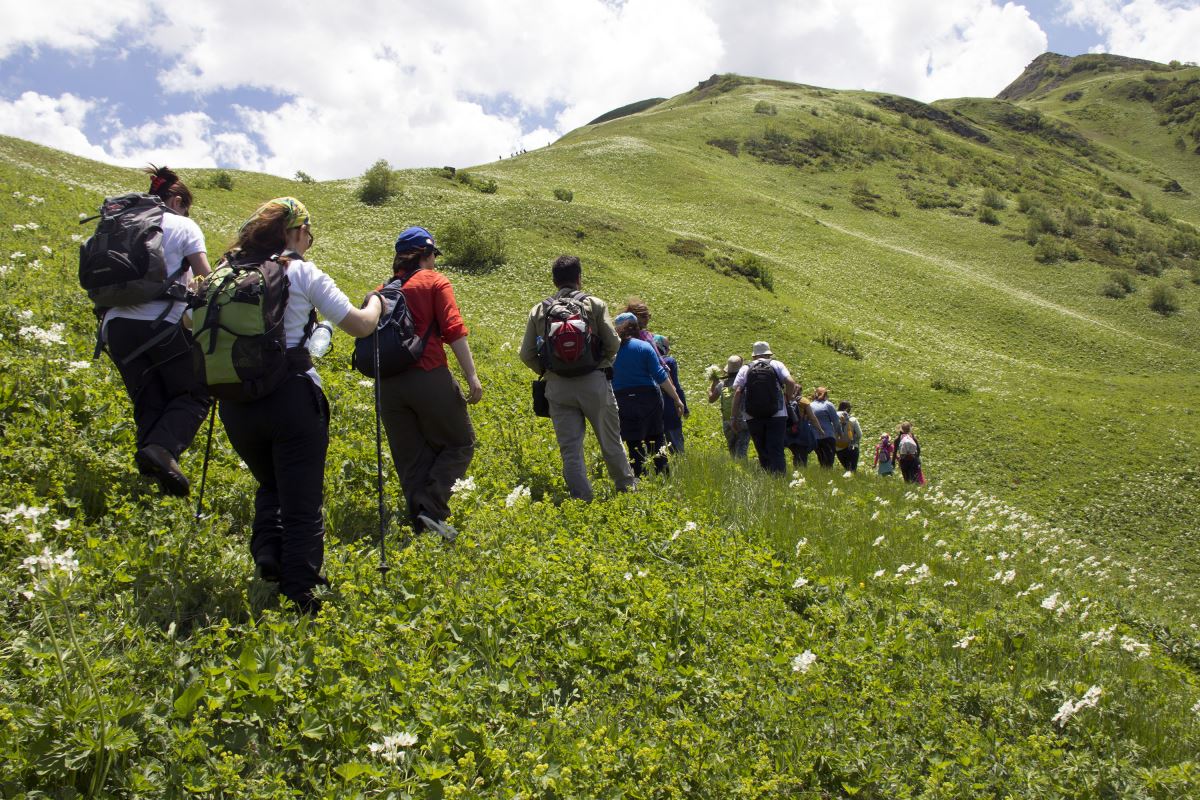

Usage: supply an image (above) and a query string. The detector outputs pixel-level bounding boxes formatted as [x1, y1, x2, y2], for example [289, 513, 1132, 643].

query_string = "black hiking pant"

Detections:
[106, 318, 210, 465]
[748, 417, 787, 474]
[815, 437, 837, 469]
[836, 447, 860, 472]
[899, 456, 921, 484]
[219, 374, 330, 612]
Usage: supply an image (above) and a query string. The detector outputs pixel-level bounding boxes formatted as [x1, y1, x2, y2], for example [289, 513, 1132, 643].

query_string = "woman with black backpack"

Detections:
[376, 226, 483, 542]
[101, 165, 212, 497]
[214, 197, 382, 613]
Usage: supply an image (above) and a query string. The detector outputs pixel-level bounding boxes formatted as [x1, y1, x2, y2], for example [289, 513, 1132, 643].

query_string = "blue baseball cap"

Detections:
[394, 226, 442, 255]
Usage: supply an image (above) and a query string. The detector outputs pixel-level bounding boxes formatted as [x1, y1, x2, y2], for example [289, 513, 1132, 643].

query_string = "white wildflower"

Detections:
[357, 379, 374, 388]
[791, 650, 817, 673]
[789, 476, 806, 488]
[1041, 592, 1061, 611]
[52, 519, 71, 531]
[684, 521, 697, 532]
[25, 222, 39, 230]
[792, 576, 809, 589]
[504, 484, 531, 507]
[26, 530, 43, 544]
[870, 510, 880, 520]
[953, 634, 975, 649]
[41, 245, 52, 255]
[842, 470, 853, 479]
[830, 487, 839, 496]
[794, 538, 808, 554]
[78, 212, 88, 219]
[12, 224, 25, 232]
[872, 535, 885, 547]
[873, 569, 886, 579]
[11, 251, 26, 260]
[1191, 699, 1200, 716]
[624, 572, 633, 581]
[67, 360, 91, 371]
[896, 562, 915, 574]
[369, 732, 418, 763]
[907, 564, 931, 585]
[943, 579, 958, 587]
[19, 324, 66, 346]
[450, 476, 476, 495]
[1119, 636, 1150, 658]
[17, 309, 33, 320]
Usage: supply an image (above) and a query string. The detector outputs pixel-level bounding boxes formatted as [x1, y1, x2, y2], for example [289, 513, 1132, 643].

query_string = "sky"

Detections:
[0, 0, 1197, 180]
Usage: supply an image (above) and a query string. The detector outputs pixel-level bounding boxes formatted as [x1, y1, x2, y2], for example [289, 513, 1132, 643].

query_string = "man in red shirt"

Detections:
[378, 227, 483, 541]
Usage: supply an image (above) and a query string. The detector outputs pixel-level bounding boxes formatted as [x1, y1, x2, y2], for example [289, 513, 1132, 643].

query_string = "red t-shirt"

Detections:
[386, 269, 469, 371]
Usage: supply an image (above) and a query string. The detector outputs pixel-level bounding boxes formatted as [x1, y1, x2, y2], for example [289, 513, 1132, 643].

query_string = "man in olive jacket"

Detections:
[520, 255, 635, 500]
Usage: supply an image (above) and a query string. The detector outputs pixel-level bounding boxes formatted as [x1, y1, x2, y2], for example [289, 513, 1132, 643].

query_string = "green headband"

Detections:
[243, 196, 311, 232]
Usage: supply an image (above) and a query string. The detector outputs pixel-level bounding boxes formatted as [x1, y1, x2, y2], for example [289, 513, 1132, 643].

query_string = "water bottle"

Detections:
[307, 321, 333, 358]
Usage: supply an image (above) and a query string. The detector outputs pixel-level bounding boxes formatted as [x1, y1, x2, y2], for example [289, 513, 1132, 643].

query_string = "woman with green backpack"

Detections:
[207, 197, 382, 614]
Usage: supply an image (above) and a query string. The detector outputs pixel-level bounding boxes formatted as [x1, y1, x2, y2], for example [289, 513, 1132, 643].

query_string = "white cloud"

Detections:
[0, 92, 111, 161]
[1062, 0, 1200, 62]
[0, 0, 1054, 177]
[711, 0, 1047, 101]
[0, 0, 149, 59]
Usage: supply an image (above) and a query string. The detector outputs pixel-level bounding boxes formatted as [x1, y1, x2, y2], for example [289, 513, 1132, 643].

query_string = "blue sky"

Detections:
[1, 0, 1196, 179]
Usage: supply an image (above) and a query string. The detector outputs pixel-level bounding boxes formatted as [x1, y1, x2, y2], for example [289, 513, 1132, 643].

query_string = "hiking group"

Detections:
[706, 353, 924, 483]
[80, 167, 921, 613]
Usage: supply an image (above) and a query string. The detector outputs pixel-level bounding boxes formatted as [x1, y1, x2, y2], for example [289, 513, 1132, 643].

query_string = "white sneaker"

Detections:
[417, 514, 458, 542]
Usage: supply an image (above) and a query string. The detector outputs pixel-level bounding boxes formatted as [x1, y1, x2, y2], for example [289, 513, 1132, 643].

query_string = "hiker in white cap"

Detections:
[730, 341, 798, 474]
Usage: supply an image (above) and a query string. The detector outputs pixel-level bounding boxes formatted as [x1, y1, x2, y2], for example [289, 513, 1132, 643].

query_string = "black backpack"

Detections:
[192, 254, 315, 402]
[352, 273, 436, 379]
[539, 291, 601, 377]
[79, 193, 187, 311]
[744, 359, 783, 419]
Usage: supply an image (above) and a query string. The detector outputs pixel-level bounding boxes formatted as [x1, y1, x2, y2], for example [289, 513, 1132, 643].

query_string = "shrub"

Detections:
[358, 159, 397, 205]
[1065, 205, 1093, 227]
[1102, 270, 1136, 298]
[978, 207, 1000, 225]
[475, 178, 499, 194]
[1164, 179, 1184, 193]
[816, 329, 863, 360]
[667, 238, 707, 260]
[1101, 280, 1127, 298]
[930, 372, 970, 394]
[753, 100, 778, 116]
[439, 166, 457, 179]
[1135, 252, 1164, 276]
[439, 218, 507, 273]
[211, 170, 235, 191]
[981, 188, 1006, 210]
[1033, 236, 1063, 263]
[294, 170, 315, 184]
[1016, 194, 1038, 213]
[1100, 230, 1123, 255]
[707, 138, 739, 156]
[850, 179, 881, 211]
[1148, 283, 1180, 315]
[552, 188, 574, 202]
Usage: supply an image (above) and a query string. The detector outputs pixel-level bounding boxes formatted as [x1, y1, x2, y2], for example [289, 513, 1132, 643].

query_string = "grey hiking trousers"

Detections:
[545, 370, 636, 501]
[379, 366, 475, 525]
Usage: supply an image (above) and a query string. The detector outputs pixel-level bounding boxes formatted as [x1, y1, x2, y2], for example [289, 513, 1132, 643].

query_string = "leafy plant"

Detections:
[294, 170, 315, 184]
[439, 217, 506, 273]
[816, 329, 863, 360]
[358, 159, 398, 205]
[754, 100, 778, 116]
[552, 187, 573, 202]
[211, 170, 235, 191]
[1149, 283, 1179, 315]
[978, 206, 1000, 225]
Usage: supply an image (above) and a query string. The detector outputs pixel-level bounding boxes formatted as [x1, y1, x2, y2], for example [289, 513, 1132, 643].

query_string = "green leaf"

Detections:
[334, 762, 381, 781]
[173, 683, 205, 718]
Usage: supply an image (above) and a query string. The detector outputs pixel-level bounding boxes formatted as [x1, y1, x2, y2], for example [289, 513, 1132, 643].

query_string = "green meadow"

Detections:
[1, 53, 1198, 796]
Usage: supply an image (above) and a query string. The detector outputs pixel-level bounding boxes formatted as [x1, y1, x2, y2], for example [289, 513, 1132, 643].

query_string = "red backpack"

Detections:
[540, 291, 601, 376]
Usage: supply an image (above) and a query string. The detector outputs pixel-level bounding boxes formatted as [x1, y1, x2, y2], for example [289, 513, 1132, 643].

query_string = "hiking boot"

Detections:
[136, 444, 190, 497]
[417, 514, 458, 543]
[255, 559, 281, 583]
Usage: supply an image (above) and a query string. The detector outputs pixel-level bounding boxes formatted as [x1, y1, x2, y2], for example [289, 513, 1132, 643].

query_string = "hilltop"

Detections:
[1, 56, 1199, 796]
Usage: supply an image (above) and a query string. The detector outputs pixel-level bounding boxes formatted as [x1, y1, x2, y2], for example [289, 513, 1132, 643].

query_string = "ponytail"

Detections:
[144, 164, 193, 213]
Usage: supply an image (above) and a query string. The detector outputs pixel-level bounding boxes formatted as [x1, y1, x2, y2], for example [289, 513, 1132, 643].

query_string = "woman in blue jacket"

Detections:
[611, 314, 685, 477]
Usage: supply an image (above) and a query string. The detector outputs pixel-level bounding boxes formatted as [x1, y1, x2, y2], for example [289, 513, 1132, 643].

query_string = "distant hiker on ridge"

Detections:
[520, 255, 635, 501]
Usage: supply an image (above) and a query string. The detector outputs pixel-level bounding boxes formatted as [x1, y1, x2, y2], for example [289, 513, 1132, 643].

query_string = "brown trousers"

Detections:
[379, 366, 475, 525]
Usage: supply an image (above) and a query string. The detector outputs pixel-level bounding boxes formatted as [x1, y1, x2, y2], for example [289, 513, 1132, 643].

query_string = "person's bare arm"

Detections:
[335, 294, 383, 338]
[450, 337, 483, 404]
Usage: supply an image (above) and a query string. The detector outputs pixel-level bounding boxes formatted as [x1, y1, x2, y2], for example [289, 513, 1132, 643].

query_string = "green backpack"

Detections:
[192, 254, 315, 402]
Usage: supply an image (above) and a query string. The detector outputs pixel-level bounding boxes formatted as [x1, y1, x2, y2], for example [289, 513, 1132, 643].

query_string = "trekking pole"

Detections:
[194, 402, 217, 520]
[373, 327, 389, 578]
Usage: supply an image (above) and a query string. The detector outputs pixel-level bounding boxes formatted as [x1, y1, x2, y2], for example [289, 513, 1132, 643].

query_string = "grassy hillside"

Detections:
[2, 58, 1199, 796]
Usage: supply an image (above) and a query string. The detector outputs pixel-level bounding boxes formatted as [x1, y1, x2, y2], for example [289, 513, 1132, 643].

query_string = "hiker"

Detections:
[93, 165, 212, 496]
[874, 433, 895, 476]
[809, 387, 842, 469]
[377, 227, 482, 541]
[785, 386, 824, 468]
[707, 355, 749, 458]
[210, 197, 382, 613]
[519, 255, 634, 501]
[624, 297, 667, 366]
[612, 312, 685, 477]
[835, 400, 863, 471]
[895, 421, 923, 484]
[730, 342, 798, 474]
[654, 334, 688, 454]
